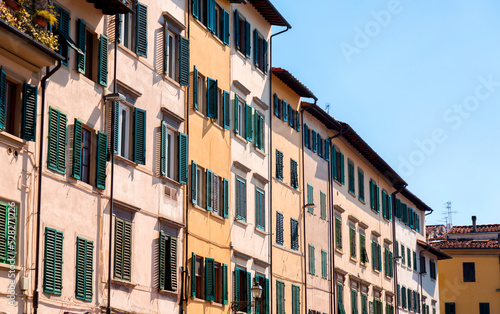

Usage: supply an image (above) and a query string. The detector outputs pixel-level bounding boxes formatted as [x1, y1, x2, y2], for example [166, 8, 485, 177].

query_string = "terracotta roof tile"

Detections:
[449, 224, 500, 234]
[426, 225, 447, 241]
[430, 239, 500, 249]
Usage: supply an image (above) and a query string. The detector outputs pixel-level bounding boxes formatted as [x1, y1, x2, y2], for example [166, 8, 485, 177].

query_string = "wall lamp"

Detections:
[230, 282, 262, 312]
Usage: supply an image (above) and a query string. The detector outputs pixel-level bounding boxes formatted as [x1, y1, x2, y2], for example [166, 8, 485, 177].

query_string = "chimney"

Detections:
[472, 216, 477, 232]
[497, 233, 500, 244]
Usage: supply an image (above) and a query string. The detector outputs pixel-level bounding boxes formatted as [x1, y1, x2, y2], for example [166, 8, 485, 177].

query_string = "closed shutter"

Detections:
[396, 199, 401, 219]
[321, 250, 327, 279]
[350, 227, 356, 258]
[304, 124, 309, 148]
[263, 39, 268, 74]
[206, 169, 213, 211]
[234, 269, 240, 302]
[348, 162, 354, 193]
[207, 78, 217, 118]
[205, 258, 215, 301]
[320, 192, 326, 219]
[375, 185, 380, 212]
[223, 91, 231, 129]
[178, 133, 188, 184]
[246, 272, 252, 313]
[76, 19, 86, 73]
[21, 83, 38, 141]
[369, 180, 374, 209]
[378, 244, 382, 271]
[72, 119, 83, 180]
[245, 104, 253, 141]
[358, 170, 364, 201]
[76, 237, 93, 301]
[95, 131, 108, 189]
[325, 140, 330, 161]
[113, 101, 119, 154]
[288, 104, 293, 127]
[0, 69, 6, 130]
[47, 107, 67, 174]
[135, 3, 148, 57]
[389, 251, 393, 277]
[311, 130, 316, 152]
[223, 178, 229, 218]
[382, 190, 387, 218]
[160, 122, 167, 176]
[372, 241, 376, 270]
[168, 236, 178, 291]
[276, 212, 283, 245]
[133, 109, 146, 165]
[193, 66, 198, 109]
[191, 252, 196, 297]
[332, 146, 337, 179]
[43, 227, 63, 294]
[387, 194, 392, 221]
[98, 35, 108, 86]
[191, 162, 197, 205]
[114, 218, 132, 281]
[282, 100, 287, 122]
[0, 202, 16, 263]
[222, 264, 228, 304]
[179, 37, 190, 86]
[245, 21, 250, 58]
[265, 278, 270, 314]
[223, 10, 230, 45]
[234, 95, 239, 134]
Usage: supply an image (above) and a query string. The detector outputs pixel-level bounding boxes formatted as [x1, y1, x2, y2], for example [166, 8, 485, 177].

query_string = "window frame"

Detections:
[255, 187, 265, 230]
[235, 176, 247, 221]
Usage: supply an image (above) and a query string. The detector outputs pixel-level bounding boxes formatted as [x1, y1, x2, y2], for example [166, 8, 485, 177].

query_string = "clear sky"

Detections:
[271, 0, 500, 227]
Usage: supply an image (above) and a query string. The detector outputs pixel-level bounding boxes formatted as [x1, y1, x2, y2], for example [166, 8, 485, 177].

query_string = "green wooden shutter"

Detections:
[55, 5, 70, 65]
[222, 264, 228, 304]
[160, 122, 167, 176]
[205, 258, 215, 301]
[388, 194, 392, 221]
[133, 108, 146, 165]
[207, 78, 217, 118]
[234, 95, 239, 134]
[382, 190, 387, 218]
[282, 100, 287, 122]
[234, 269, 240, 303]
[113, 101, 119, 154]
[246, 272, 252, 313]
[311, 129, 316, 152]
[263, 39, 268, 74]
[340, 153, 345, 184]
[191, 161, 197, 205]
[369, 180, 374, 209]
[76, 19, 86, 73]
[178, 133, 188, 184]
[254, 112, 259, 148]
[179, 37, 190, 86]
[358, 170, 364, 202]
[113, 218, 132, 281]
[223, 9, 230, 45]
[168, 236, 178, 291]
[295, 110, 300, 131]
[159, 232, 166, 290]
[288, 104, 293, 127]
[193, 66, 198, 109]
[245, 21, 250, 58]
[192, 0, 199, 19]
[135, 3, 148, 57]
[223, 91, 230, 129]
[0, 202, 7, 262]
[245, 104, 253, 141]
[223, 178, 229, 218]
[47, 108, 67, 174]
[273, 93, 279, 117]
[375, 185, 380, 213]
[332, 146, 337, 179]
[350, 227, 356, 258]
[98, 35, 108, 86]
[0, 69, 6, 130]
[43, 227, 63, 295]
[371, 241, 376, 270]
[389, 251, 393, 277]
[378, 244, 382, 271]
[191, 252, 196, 297]
[76, 237, 93, 301]
[253, 29, 259, 67]
[72, 119, 83, 180]
[96, 131, 108, 189]
[21, 83, 38, 141]
[206, 169, 213, 211]
[234, 10, 240, 49]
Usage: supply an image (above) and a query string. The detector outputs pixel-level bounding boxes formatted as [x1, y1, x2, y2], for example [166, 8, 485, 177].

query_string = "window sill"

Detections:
[0, 262, 21, 271]
[253, 146, 266, 158]
[348, 191, 356, 198]
[234, 132, 249, 145]
[210, 211, 225, 222]
[191, 296, 206, 303]
[349, 257, 357, 263]
[234, 218, 248, 228]
[161, 175, 182, 187]
[192, 203, 208, 213]
[235, 49, 249, 62]
[272, 243, 304, 256]
[159, 289, 178, 296]
[111, 278, 137, 288]
[255, 226, 267, 236]
[77, 71, 100, 88]
[118, 43, 140, 60]
[273, 177, 301, 194]
[210, 301, 224, 307]
[211, 120, 226, 132]
[254, 66, 267, 78]
[334, 179, 344, 187]
[360, 262, 367, 268]
[115, 154, 137, 167]
[335, 248, 343, 255]
[163, 73, 182, 89]
[193, 108, 209, 120]
[0, 131, 26, 148]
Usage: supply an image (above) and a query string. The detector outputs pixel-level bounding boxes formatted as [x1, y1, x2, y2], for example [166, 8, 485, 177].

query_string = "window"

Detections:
[43, 227, 63, 294]
[372, 240, 381, 271]
[214, 4, 230, 45]
[234, 267, 251, 312]
[276, 150, 283, 180]
[254, 110, 264, 150]
[407, 248, 411, 269]
[114, 102, 147, 165]
[316, 133, 322, 157]
[75, 237, 93, 301]
[408, 289, 412, 312]
[192, 254, 203, 298]
[212, 173, 221, 216]
[304, 123, 310, 148]
[193, 70, 206, 114]
[54, 4, 70, 65]
[332, 146, 345, 184]
[360, 232, 368, 264]
[381, 190, 392, 221]
[161, 123, 176, 180]
[0, 201, 17, 264]
[253, 29, 268, 73]
[369, 180, 380, 212]
[321, 249, 327, 279]
[119, 2, 147, 57]
[361, 293, 368, 314]
[384, 247, 393, 277]
[320, 192, 326, 220]
[76, 20, 108, 86]
[479, 303, 490, 314]
[273, 93, 280, 119]
[282, 100, 287, 123]
[276, 212, 284, 245]
[234, 10, 250, 57]
[255, 274, 269, 313]
[159, 231, 178, 292]
[80, 128, 91, 184]
[358, 169, 364, 202]
[288, 104, 294, 128]
[444, 303, 455, 314]
[308, 244, 315, 275]
[236, 177, 246, 221]
[255, 188, 265, 230]
[307, 184, 314, 213]
[276, 280, 285, 314]
[463, 262, 475, 282]
[348, 161, 355, 194]
[420, 255, 426, 273]
[165, 29, 177, 80]
[114, 217, 132, 281]
[47, 107, 67, 174]
[290, 218, 299, 250]
[311, 129, 316, 152]
[292, 284, 300, 314]
[349, 227, 356, 259]
[413, 251, 417, 271]
[234, 95, 251, 140]
[291, 159, 299, 189]
[337, 283, 345, 314]
[352, 289, 358, 314]
[335, 216, 342, 250]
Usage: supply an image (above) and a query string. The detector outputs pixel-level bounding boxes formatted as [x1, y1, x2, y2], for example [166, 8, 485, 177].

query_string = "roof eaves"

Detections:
[417, 239, 453, 260]
[247, 0, 291, 28]
[400, 188, 433, 212]
[272, 67, 317, 100]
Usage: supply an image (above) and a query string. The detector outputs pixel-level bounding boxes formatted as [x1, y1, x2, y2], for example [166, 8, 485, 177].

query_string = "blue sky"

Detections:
[271, 0, 500, 226]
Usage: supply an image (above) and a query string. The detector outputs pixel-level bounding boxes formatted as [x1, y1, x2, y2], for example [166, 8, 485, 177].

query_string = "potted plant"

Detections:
[33, 9, 56, 28]
[4, 0, 21, 10]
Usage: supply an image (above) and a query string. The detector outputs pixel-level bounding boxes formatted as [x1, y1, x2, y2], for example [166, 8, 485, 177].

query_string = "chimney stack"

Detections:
[472, 216, 477, 232]
[497, 233, 500, 244]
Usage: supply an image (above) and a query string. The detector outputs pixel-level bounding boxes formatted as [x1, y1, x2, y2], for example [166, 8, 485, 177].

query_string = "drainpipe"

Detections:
[418, 246, 430, 313]
[300, 108, 307, 313]
[269, 25, 289, 314]
[33, 60, 62, 314]
[391, 185, 407, 314]
[326, 126, 333, 314]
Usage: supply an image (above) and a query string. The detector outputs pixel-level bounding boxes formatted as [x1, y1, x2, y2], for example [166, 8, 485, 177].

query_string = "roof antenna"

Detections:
[325, 102, 330, 115]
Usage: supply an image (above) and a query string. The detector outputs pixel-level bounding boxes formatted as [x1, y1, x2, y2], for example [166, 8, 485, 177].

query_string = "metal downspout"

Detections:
[391, 185, 407, 314]
[300, 108, 307, 313]
[33, 60, 62, 314]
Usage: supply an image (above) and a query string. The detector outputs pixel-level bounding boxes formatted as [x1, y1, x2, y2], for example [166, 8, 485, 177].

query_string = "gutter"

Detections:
[33, 59, 62, 314]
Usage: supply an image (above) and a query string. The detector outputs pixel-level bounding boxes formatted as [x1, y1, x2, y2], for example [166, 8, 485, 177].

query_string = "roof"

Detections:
[247, 0, 291, 28]
[417, 239, 452, 260]
[272, 68, 317, 100]
[400, 188, 433, 212]
[426, 225, 447, 241]
[449, 224, 500, 234]
[430, 238, 500, 250]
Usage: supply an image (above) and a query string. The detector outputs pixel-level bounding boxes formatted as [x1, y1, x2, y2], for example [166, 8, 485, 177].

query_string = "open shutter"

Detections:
[304, 124, 309, 147]
[332, 146, 338, 179]
[159, 232, 166, 290]
[390, 251, 393, 277]
[288, 104, 293, 127]
[388, 194, 392, 221]
[191, 252, 196, 297]
[234, 269, 240, 302]
[113, 101, 119, 154]
[372, 241, 376, 270]
[193, 66, 198, 109]
[168, 236, 178, 291]
[133, 108, 146, 165]
[0, 69, 6, 130]
[207, 78, 217, 118]
[378, 244, 382, 271]
[253, 29, 259, 67]
[191, 162, 197, 204]
[205, 258, 215, 301]
[21, 83, 38, 141]
[245, 21, 250, 58]
[206, 169, 213, 211]
[246, 272, 252, 313]
[77, 19, 86, 73]
[282, 100, 288, 122]
[234, 10, 240, 49]
[295, 110, 300, 131]
[178, 133, 188, 184]
[263, 39, 268, 74]
[273, 93, 279, 117]
[179, 37, 190, 86]
[192, 0, 199, 19]
[340, 153, 345, 184]
[223, 91, 230, 129]
[222, 264, 228, 304]
[72, 119, 83, 180]
[223, 9, 230, 45]
[382, 190, 387, 218]
[245, 104, 253, 141]
[223, 178, 229, 218]
[55, 5, 70, 65]
[96, 131, 108, 189]
[98, 35, 108, 86]
[160, 122, 167, 176]
[325, 140, 330, 161]
[234, 95, 239, 134]
[375, 185, 380, 212]
[135, 3, 148, 57]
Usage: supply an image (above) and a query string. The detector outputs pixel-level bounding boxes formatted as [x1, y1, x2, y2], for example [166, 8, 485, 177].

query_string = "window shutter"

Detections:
[192, 0, 199, 19]
[98, 35, 108, 86]
[234, 10, 240, 49]
[304, 123, 309, 147]
[21, 83, 38, 141]
[48, 108, 67, 174]
[378, 244, 382, 271]
[388, 194, 392, 221]
[263, 39, 269, 74]
[178, 133, 188, 184]
[135, 3, 148, 57]
[75, 237, 93, 301]
[253, 112, 259, 148]
[253, 29, 259, 67]
[288, 104, 293, 127]
[382, 190, 387, 218]
[372, 241, 376, 270]
[179, 36, 190, 86]
[114, 219, 132, 281]
[191, 252, 196, 297]
[55, 5, 70, 65]
[234, 95, 239, 134]
[159, 232, 166, 290]
[160, 122, 167, 176]
[245, 271, 252, 312]
[375, 185, 380, 213]
[223, 178, 229, 218]
[113, 101, 119, 154]
[245, 104, 253, 141]
[220, 264, 228, 305]
[168, 236, 178, 291]
[0, 69, 6, 130]
[273, 94, 279, 117]
[133, 108, 146, 165]
[223, 91, 231, 129]
[191, 161, 197, 204]
[295, 111, 300, 132]
[340, 153, 345, 184]
[205, 258, 215, 301]
[223, 9, 230, 45]
[234, 269, 240, 302]
[207, 78, 217, 118]
[358, 171, 364, 201]
[332, 146, 338, 180]
[282, 100, 287, 122]
[193, 66, 198, 109]
[390, 251, 393, 277]
[245, 21, 250, 58]
[43, 227, 63, 295]
[76, 19, 86, 73]
[325, 140, 330, 161]
[72, 119, 83, 180]
[96, 131, 108, 190]
[206, 169, 213, 211]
